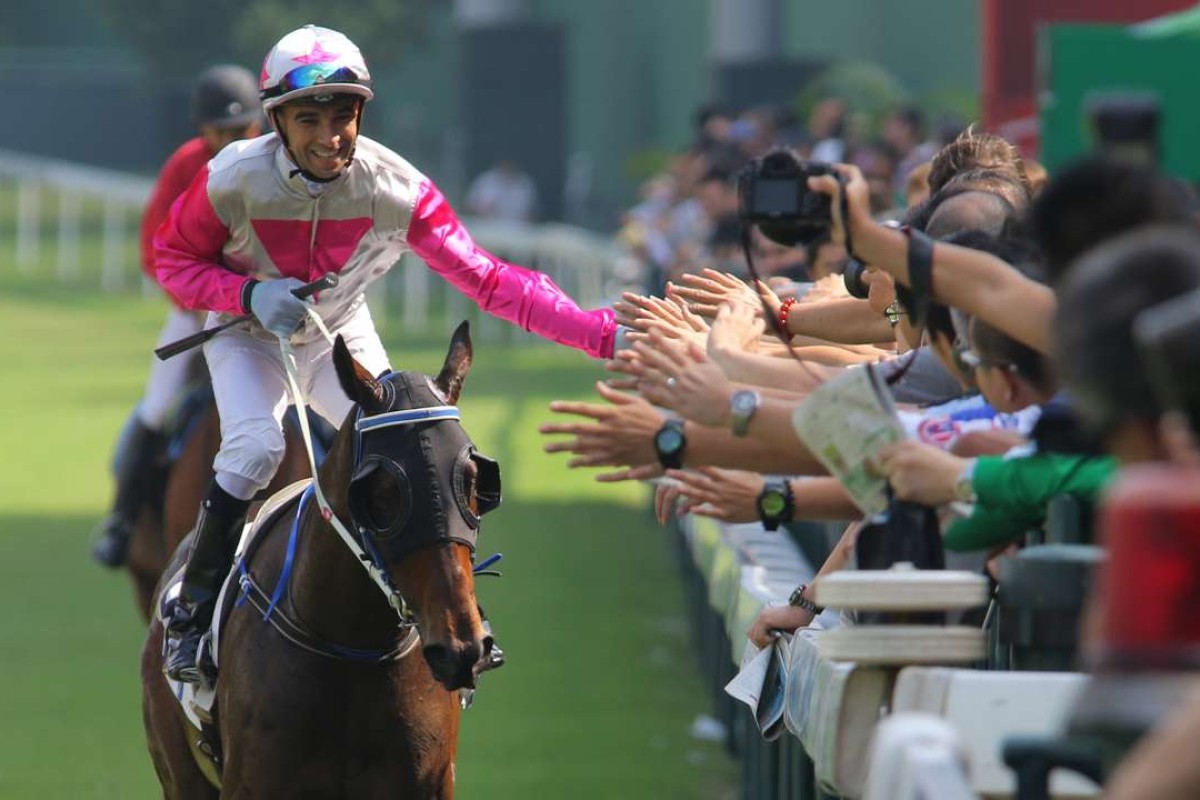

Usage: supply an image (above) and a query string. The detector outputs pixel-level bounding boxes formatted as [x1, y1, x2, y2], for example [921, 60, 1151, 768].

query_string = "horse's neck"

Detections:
[288, 508, 400, 644]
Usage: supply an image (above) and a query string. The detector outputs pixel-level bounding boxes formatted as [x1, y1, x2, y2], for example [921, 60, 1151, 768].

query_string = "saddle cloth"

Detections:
[157, 479, 311, 728]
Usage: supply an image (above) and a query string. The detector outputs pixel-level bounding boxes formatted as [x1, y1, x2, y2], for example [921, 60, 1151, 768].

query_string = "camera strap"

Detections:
[898, 226, 934, 329]
[740, 226, 788, 341]
[836, 173, 857, 261]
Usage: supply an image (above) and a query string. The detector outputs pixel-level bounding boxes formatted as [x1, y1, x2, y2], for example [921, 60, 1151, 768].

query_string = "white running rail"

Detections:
[0, 149, 638, 340]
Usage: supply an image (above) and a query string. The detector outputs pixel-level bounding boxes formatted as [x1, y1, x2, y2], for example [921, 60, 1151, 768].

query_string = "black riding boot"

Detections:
[163, 483, 250, 684]
[92, 418, 166, 568]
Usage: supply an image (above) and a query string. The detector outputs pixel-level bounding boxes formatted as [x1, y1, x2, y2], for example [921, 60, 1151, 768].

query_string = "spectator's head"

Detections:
[883, 105, 924, 155]
[751, 228, 808, 280]
[851, 141, 900, 214]
[1023, 159, 1048, 196]
[1054, 226, 1200, 462]
[709, 214, 748, 273]
[808, 97, 847, 140]
[694, 102, 733, 147]
[803, 234, 848, 281]
[924, 228, 1043, 390]
[923, 188, 1018, 239]
[1029, 157, 1192, 284]
[967, 316, 1054, 413]
[695, 164, 739, 221]
[927, 126, 1026, 193]
[191, 64, 263, 153]
[905, 162, 932, 209]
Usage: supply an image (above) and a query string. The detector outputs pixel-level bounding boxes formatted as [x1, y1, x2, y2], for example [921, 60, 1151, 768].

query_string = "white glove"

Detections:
[249, 278, 310, 338]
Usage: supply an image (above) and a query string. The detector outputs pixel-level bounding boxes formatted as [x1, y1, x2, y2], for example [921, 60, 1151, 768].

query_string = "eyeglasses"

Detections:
[883, 300, 907, 326]
[263, 65, 368, 99]
[957, 347, 1017, 374]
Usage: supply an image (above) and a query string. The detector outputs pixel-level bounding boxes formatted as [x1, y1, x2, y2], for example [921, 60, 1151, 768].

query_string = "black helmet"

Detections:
[191, 64, 262, 129]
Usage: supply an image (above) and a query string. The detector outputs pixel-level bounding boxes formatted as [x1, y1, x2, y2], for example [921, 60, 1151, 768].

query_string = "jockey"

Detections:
[92, 65, 263, 568]
[155, 24, 618, 683]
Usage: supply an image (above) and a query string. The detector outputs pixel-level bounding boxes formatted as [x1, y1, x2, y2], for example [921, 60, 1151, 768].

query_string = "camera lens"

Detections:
[843, 259, 870, 299]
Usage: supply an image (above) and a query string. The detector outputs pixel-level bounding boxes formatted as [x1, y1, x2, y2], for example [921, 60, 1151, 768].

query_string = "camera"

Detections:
[843, 258, 870, 299]
[1088, 92, 1161, 167]
[1134, 287, 1200, 434]
[738, 149, 835, 247]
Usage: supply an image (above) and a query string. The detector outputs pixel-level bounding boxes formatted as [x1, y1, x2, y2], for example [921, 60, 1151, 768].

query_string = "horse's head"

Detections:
[331, 322, 501, 691]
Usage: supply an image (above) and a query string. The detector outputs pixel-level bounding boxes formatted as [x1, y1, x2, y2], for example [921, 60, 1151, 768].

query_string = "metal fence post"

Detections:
[101, 197, 125, 292]
[17, 179, 40, 273]
[57, 190, 81, 281]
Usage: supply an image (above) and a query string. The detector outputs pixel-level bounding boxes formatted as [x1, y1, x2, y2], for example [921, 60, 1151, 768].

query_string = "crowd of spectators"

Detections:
[541, 94, 1200, 797]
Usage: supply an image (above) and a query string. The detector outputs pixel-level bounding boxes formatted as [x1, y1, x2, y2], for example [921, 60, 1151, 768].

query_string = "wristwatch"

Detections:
[653, 419, 687, 470]
[756, 478, 795, 531]
[953, 460, 977, 503]
[788, 584, 824, 616]
[729, 390, 761, 437]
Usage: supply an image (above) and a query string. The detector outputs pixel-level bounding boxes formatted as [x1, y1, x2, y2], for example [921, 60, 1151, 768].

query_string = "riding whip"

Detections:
[154, 274, 339, 361]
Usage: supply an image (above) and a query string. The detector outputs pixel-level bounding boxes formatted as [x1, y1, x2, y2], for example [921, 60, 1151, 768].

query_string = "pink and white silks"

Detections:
[154, 133, 616, 359]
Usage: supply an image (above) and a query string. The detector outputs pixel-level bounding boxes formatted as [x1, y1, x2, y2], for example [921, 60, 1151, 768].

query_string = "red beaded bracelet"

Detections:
[777, 296, 799, 335]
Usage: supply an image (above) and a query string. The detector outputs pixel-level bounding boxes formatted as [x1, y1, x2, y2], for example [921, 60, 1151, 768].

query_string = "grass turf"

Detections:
[0, 277, 736, 798]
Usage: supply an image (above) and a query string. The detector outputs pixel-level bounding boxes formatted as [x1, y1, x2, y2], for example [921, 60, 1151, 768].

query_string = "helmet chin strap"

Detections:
[273, 100, 366, 184]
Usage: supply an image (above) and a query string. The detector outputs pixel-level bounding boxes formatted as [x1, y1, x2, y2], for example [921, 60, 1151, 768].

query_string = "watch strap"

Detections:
[757, 478, 795, 531]
[788, 583, 824, 615]
[654, 419, 686, 470]
[730, 390, 761, 437]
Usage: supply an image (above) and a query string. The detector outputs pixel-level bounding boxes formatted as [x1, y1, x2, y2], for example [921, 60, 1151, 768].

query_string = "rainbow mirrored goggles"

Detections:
[262, 64, 371, 100]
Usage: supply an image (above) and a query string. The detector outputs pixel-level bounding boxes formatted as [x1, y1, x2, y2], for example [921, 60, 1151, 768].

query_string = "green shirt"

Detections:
[942, 452, 1118, 552]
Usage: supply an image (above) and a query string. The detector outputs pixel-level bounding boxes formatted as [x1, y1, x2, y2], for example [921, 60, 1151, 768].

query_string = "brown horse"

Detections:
[124, 388, 314, 621]
[142, 323, 498, 799]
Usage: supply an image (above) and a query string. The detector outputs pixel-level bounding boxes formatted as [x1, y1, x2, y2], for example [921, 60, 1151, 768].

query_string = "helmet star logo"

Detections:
[293, 41, 340, 65]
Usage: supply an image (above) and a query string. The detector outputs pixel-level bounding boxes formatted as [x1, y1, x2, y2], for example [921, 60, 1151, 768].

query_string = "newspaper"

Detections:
[791, 363, 906, 517]
[724, 634, 791, 740]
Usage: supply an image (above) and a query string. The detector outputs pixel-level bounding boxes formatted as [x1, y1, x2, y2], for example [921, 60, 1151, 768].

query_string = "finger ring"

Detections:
[666, 377, 678, 389]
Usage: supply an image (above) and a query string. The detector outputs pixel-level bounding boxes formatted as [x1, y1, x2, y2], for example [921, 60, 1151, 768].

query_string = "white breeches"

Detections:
[139, 308, 206, 430]
[203, 304, 390, 500]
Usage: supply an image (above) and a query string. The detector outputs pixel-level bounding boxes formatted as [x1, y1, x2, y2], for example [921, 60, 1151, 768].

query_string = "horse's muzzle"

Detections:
[423, 636, 494, 691]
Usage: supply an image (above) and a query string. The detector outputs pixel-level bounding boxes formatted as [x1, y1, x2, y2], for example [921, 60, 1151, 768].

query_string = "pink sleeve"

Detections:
[405, 179, 616, 359]
[154, 166, 253, 315]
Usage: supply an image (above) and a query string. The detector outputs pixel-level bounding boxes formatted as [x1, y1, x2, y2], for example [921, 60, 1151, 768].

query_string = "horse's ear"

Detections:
[434, 321, 473, 405]
[333, 335, 388, 414]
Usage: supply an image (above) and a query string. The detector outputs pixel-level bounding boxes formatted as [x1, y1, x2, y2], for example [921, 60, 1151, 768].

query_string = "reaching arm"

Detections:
[784, 296, 896, 344]
[406, 179, 616, 358]
[810, 166, 1057, 354]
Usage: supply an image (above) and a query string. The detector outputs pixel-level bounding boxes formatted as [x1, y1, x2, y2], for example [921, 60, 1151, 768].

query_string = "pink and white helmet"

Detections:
[259, 25, 374, 113]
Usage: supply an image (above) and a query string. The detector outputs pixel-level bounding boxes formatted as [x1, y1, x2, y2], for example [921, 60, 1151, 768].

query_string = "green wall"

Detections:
[1041, 24, 1200, 180]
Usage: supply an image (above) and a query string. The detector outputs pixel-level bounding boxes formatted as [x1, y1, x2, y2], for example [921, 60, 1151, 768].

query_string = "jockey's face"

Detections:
[276, 96, 361, 180]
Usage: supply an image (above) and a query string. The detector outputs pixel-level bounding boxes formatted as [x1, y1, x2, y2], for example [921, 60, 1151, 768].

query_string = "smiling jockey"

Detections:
[154, 24, 617, 683]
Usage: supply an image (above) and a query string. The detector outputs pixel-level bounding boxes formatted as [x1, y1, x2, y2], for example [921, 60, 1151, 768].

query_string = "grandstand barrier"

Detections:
[674, 508, 1103, 799]
[0, 149, 640, 342]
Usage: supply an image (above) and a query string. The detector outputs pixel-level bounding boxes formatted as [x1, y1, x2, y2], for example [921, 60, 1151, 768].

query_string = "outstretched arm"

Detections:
[406, 179, 617, 358]
[809, 165, 1056, 354]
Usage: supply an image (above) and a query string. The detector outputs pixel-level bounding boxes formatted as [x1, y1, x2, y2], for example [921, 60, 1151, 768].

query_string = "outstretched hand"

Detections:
[614, 290, 710, 349]
[665, 467, 764, 523]
[539, 381, 666, 482]
[634, 331, 734, 428]
[707, 301, 765, 365]
[671, 269, 776, 320]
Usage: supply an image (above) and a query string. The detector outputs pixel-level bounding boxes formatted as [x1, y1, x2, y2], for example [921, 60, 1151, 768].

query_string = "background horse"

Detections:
[123, 378, 315, 620]
[142, 323, 497, 799]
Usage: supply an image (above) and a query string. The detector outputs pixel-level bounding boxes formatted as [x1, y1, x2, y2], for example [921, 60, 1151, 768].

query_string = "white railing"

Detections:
[0, 149, 637, 340]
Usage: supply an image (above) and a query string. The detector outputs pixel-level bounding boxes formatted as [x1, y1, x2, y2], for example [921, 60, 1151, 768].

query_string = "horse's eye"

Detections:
[350, 459, 412, 537]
